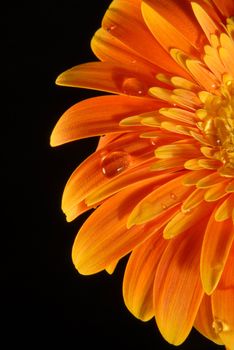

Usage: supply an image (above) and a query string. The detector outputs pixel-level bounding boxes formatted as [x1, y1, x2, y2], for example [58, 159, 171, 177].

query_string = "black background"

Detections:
[5, 1, 224, 349]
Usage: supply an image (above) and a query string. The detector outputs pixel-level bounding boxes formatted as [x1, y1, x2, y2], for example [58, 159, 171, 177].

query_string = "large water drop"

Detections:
[212, 319, 230, 334]
[122, 77, 147, 96]
[101, 151, 131, 178]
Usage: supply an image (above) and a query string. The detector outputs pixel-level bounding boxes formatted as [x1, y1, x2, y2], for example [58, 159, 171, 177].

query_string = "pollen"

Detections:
[196, 77, 234, 177]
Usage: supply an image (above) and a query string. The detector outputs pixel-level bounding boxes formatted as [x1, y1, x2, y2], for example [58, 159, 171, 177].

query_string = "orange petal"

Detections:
[56, 61, 156, 96]
[201, 205, 234, 294]
[155, 143, 200, 159]
[86, 162, 175, 206]
[153, 221, 205, 345]
[127, 172, 192, 227]
[184, 158, 204, 170]
[141, 0, 202, 55]
[196, 171, 224, 188]
[101, 0, 186, 76]
[191, 2, 220, 41]
[65, 201, 93, 222]
[226, 180, 234, 192]
[91, 28, 157, 73]
[181, 188, 205, 211]
[194, 294, 223, 345]
[163, 199, 213, 239]
[159, 107, 196, 125]
[212, 245, 234, 350]
[204, 45, 225, 80]
[215, 194, 234, 221]
[62, 133, 156, 218]
[72, 178, 177, 275]
[204, 180, 229, 201]
[211, 0, 234, 17]
[123, 233, 168, 321]
[50, 95, 162, 146]
[219, 47, 234, 78]
[105, 260, 119, 275]
[151, 157, 188, 171]
[183, 169, 212, 185]
[186, 59, 219, 91]
[198, 158, 222, 170]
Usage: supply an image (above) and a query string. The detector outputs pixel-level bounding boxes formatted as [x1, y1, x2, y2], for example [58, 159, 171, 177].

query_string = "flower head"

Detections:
[51, 0, 234, 348]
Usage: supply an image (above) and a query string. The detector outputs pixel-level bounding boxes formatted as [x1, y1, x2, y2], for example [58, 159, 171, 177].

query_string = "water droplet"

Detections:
[212, 319, 230, 334]
[122, 77, 147, 96]
[161, 203, 168, 210]
[212, 319, 223, 334]
[183, 208, 192, 214]
[150, 138, 158, 146]
[101, 151, 131, 178]
[170, 192, 177, 200]
[211, 82, 217, 89]
[106, 24, 117, 32]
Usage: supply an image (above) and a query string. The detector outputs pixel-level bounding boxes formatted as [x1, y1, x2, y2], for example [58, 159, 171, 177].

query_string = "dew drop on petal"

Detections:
[101, 151, 131, 178]
[183, 208, 192, 214]
[122, 77, 147, 96]
[106, 24, 117, 32]
[170, 192, 177, 200]
[212, 319, 223, 334]
[212, 319, 230, 334]
[150, 138, 158, 146]
[161, 203, 168, 210]
[210, 82, 218, 91]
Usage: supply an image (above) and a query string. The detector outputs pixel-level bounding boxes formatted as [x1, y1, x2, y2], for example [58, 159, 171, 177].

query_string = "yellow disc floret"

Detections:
[196, 77, 234, 177]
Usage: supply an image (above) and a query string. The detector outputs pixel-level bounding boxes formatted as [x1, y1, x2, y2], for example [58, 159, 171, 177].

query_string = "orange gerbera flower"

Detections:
[51, 0, 234, 348]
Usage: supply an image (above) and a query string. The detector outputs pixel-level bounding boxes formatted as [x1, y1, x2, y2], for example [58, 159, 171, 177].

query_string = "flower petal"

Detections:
[219, 47, 234, 78]
[204, 180, 229, 201]
[181, 188, 205, 211]
[141, 0, 203, 55]
[91, 28, 157, 73]
[201, 205, 234, 294]
[105, 260, 119, 275]
[211, 0, 234, 17]
[155, 143, 200, 159]
[163, 200, 213, 239]
[153, 221, 205, 345]
[215, 194, 234, 222]
[62, 133, 156, 218]
[196, 171, 224, 188]
[191, 2, 220, 41]
[86, 162, 175, 206]
[194, 294, 223, 345]
[123, 233, 168, 321]
[50, 95, 162, 146]
[183, 169, 212, 185]
[186, 59, 219, 91]
[72, 178, 178, 275]
[212, 245, 234, 350]
[127, 173, 193, 227]
[56, 61, 156, 96]
[101, 0, 186, 76]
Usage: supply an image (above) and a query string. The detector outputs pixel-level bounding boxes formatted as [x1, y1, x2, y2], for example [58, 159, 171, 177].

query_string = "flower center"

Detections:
[196, 78, 234, 175]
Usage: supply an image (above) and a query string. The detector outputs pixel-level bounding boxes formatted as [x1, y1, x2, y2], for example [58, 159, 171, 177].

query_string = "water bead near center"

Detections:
[121, 77, 147, 96]
[101, 151, 131, 178]
[105, 24, 117, 32]
[170, 192, 177, 200]
[212, 319, 230, 334]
